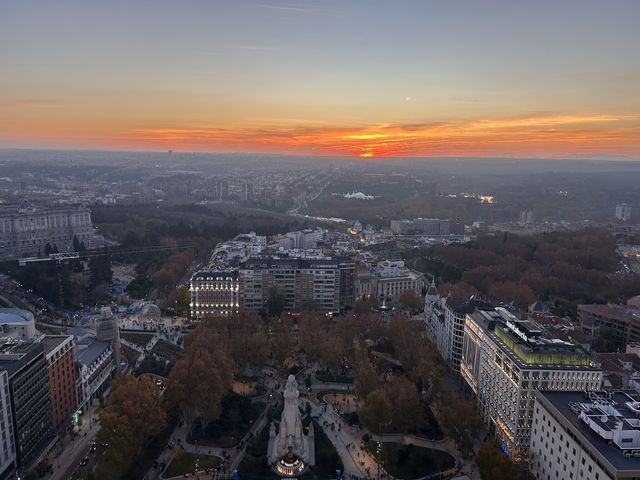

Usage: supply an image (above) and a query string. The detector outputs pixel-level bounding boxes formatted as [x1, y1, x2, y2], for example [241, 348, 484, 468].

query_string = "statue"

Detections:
[268, 375, 315, 477]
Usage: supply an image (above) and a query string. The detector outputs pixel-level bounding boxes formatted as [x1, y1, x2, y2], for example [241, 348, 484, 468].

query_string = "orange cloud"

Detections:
[104, 113, 640, 158]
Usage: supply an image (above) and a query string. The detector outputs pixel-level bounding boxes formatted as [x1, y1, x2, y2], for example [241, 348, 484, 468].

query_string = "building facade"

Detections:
[0, 371, 16, 480]
[460, 307, 602, 463]
[530, 390, 640, 480]
[0, 201, 103, 259]
[0, 342, 54, 471]
[42, 336, 77, 432]
[615, 203, 632, 222]
[191, 256, 355, 317]
[190, 271, 240, 317]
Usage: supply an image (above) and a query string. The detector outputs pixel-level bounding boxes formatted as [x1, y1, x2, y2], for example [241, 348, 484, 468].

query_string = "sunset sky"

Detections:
[1, 0, 639, 158]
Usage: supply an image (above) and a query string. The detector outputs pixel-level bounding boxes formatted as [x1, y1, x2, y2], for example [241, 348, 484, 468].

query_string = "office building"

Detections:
[0, 370, 16, 480]
[0, 342, 54, 470]
[460, 308, 602, 462]
[531, 390, 640, 479]
[0, 200, 103, 260]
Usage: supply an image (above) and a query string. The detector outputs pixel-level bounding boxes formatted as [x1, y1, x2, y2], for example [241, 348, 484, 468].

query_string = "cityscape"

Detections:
[1, 2, 640, 480]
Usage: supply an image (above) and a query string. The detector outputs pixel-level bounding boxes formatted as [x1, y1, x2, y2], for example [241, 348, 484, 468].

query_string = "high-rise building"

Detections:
[0, 342, 54, 470]
[0, 370, 16, 480]
[615, 203, 632, 222]
[42, 336, 78, 432]
[240, 182, 253, 202]
[519, 210, 535, 224]
[460, 307, 602, 463]
[0, 201, 103, 260]
[216, 181, 229, 200]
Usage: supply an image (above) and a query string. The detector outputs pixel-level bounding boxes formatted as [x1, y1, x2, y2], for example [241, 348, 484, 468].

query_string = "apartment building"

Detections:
[42, 336, 77, 431]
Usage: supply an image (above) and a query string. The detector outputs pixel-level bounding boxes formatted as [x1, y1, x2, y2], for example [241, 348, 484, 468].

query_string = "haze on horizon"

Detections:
[1, 0, 639, 159]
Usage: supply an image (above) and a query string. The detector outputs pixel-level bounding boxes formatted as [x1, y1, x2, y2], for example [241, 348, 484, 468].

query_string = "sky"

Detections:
[1, 0, 639, 158]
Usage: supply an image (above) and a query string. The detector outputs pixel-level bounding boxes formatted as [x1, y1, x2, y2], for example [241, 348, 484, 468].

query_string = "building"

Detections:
[190, 270, 240, 317]
[390, 218, 464, 237]
[0, 309, 36, 340]
[216, 181, 229, 200]
[616, 203, 632, 222]
[42, 336, 78, 432]
[76, 337, 115, 408]
[578, 304, 640, 350]
[442, 297, 493, 372]
[95, 307, 120, 368]
[0, 370, 16, 480]
[519, 210, 535, 224]
[355, 260, 425, 304]
[240, 182, 253, 202]
[0, 200, 103, 260]
[241, 256, 354, 314]
[460, 307, 602, 463]
[0, 342, 55, 471]
[530, 390, 640, 480]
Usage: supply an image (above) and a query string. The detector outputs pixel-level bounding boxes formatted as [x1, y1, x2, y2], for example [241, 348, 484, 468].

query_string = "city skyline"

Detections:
[2, 0, 640, 158]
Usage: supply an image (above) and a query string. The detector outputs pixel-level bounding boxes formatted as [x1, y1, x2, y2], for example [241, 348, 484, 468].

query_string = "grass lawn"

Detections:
[164, 452, 221, 477]
[367, 442, 455, 479]
[120, 331, 154, 349]
[151, 339, 183, 364]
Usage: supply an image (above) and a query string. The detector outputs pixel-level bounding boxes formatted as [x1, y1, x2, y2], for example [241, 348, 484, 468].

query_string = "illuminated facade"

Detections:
[190, 271, 240, 317]
[461, 307, 602, 463]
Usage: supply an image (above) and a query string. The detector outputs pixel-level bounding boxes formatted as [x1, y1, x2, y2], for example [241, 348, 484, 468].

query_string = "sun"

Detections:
[359, 151, 374, 158]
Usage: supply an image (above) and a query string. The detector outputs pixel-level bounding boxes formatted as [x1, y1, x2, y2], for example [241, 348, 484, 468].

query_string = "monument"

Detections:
[268, 375, 315, 477]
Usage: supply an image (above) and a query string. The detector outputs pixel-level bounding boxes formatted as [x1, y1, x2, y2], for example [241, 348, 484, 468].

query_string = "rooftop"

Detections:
[539, 390, 640, 474]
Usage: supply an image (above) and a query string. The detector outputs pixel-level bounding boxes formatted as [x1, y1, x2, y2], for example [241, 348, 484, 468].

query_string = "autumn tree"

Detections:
[359, 388, 393, 436]
[169, 285, 191, 316]
[270, 314, 295, 366]
[476, 442, 518, 480]
[354, 347, 380, 399]
[399, 289, 424, 314]
[166, 325, 234, 432]
[385, 375, 424, 434]
[95, 375, 166, 479]
[438, 396, 481, 458]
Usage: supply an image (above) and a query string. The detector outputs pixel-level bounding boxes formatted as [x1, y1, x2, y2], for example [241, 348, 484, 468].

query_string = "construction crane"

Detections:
[17, 244, 194, 312]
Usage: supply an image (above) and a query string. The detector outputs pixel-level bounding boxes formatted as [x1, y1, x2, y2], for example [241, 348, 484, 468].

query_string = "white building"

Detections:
[356, 260, 424, 304]
[616, 203, 632, 222]
[530, 390, 640, 480]
[0, 201, 103, 260]
[461, 307, 602, 463]
[190, 270, 240, 317]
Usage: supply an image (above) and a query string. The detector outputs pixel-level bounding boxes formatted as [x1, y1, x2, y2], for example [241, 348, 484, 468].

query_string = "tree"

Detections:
[169, 286, 191, 316]
[354, 347, 380, 399]
[359, 389, 393, 435]
[268, 286, 287, 316]
[354, 296, 379, 314]
[476, 442, 518, 480]
[270, 314, 295, 366]
[399, 290, 424, 314]
[95, 375, 166, 478]
[166, 325, 234, 432]
[438, 396, 481, 458]
[385, 376, 424, 434]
